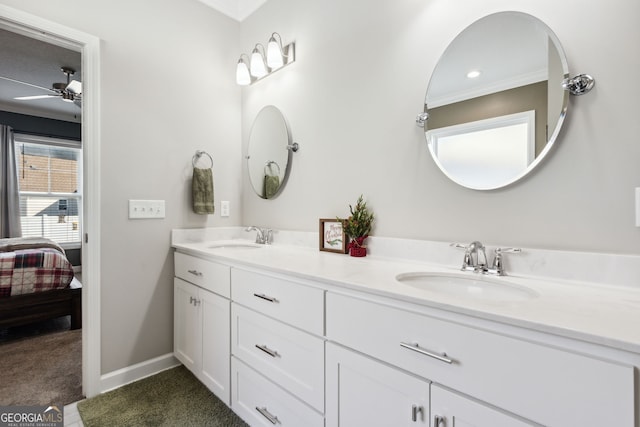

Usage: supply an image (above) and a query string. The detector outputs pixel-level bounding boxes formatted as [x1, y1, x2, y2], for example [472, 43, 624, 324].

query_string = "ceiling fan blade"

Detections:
[0, 75, 57, 94]
[15, 95, 60, 101]
[66, 80, 82, 94]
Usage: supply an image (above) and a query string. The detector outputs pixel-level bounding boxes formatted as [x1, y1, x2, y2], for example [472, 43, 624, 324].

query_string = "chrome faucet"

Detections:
[452, 242, 521, 275]
[452, 241, 488, 272]
[245, 226, 273, 245]
[486, 247, 521, 276]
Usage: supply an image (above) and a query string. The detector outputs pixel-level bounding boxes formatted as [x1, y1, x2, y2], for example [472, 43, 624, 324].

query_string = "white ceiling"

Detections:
[196, 0, 268, 21]
[0, 27, 82, 123]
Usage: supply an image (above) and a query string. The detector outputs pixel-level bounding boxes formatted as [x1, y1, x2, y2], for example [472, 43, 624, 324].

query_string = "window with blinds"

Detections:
[15, 135, 82, 246]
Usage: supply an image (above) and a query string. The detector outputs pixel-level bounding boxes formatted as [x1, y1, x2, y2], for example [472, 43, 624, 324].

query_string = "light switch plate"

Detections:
[221, 200, 230, 217]
[129, 200, 165, 219]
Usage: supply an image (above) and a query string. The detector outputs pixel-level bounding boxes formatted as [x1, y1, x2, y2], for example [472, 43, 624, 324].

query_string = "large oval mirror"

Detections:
[247, 105, 294, 199]
[424, 12, 569, 190]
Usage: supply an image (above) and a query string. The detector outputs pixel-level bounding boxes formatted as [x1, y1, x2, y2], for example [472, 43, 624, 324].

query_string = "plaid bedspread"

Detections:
[0, 247, 74, 297]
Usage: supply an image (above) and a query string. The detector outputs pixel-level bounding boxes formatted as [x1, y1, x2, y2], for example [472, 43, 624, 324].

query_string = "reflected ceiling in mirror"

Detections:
[247, 105, 293, 199]
[424, 12, 569, 190]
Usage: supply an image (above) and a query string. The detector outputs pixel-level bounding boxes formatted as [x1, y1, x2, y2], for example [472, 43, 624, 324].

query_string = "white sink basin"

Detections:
[395, 272, 537, 301]
[207, 241, 263, 249]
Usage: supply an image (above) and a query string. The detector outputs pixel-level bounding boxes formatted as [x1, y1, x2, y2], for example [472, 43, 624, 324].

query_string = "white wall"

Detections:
[240, 0, 640, 255]
[0, 0, 242, 373]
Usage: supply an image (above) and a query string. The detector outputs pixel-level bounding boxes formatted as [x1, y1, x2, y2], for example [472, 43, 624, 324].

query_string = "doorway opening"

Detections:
[0, 6, 101, 398]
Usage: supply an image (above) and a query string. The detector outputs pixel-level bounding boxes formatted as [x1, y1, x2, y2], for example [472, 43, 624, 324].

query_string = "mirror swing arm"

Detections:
[415, 74, 595, 127]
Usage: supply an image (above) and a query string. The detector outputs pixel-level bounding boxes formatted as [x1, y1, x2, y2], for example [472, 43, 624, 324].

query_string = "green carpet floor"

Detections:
[77, 366, 247, 427]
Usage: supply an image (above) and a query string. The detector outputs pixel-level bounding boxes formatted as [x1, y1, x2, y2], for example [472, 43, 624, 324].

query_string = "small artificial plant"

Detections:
[339, 195, 374, 249]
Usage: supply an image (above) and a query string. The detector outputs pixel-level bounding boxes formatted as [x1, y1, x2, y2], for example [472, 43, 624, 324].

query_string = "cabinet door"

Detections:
[200, 289, 231, 405]
[326, 342, 429, 427]
[174, 278, 201, 373]
[431, 385, 535, 427]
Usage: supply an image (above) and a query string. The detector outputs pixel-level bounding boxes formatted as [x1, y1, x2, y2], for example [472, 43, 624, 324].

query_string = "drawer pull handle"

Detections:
[256, 406, 280, 424]
[434, 415, 445, 427]
[411, 405, 423, 422]
[400, 342, 453, 364]
[253, 293, 278, 303]
[187, 269, 203, 277]
[255, 344, 279, 358]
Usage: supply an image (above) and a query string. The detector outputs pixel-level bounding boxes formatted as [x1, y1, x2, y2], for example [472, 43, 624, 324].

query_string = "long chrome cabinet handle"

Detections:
[411, 405, 423, 422]
[400, 342, 454, 364]
[187, 269, 203, 277]
[253, 293, 278, 303]
[255, 344, 279, 358]
[434, 415, 445, 427]
[255, 406, 280, 425]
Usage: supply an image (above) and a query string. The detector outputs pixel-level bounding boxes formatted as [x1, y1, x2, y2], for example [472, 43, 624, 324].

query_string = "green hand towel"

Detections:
[264, 175, 280, 199]
[192, 167, 215, 214]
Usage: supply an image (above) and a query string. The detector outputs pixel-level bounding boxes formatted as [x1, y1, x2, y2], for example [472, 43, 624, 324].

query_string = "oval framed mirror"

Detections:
[247, 105, 294, 199]
[424, 11, 569, 190]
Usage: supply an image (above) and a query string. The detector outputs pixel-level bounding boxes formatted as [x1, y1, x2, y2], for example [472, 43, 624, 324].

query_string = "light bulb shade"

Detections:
[236, 59, 251, 85]
[267, 38, 284, 69]
[250, 48, 267, 78]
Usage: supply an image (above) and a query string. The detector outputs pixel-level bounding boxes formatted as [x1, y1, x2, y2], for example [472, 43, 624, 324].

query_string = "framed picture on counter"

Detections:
[319, 219, 347, 254]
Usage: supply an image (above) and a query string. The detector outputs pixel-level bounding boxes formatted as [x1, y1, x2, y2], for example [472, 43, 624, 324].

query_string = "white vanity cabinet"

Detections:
[431, 385, 534, 427]
[326, 291, 635, 427]
[326, 342, 430, 426]
[173, 253, 231, 405]
[230, 268, 326, 425]
[171, 240, 639, 427]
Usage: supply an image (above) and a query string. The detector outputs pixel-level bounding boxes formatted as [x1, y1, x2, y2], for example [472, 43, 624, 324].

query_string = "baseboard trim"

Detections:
[100, 353, 180, 393]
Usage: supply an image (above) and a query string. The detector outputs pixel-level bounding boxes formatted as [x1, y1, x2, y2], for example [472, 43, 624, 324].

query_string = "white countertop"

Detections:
[172, 233, 640, 355]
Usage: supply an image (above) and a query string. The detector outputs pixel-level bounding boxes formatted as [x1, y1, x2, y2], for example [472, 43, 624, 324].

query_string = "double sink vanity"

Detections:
[172, 227, 640, 427]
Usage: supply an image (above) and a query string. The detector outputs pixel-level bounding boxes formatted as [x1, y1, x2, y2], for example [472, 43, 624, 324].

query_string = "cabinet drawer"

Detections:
[326, 292, 634, 427]
[231, 269, 324, 335]
[231, 357, 324, 427]
[174, 252, 230, 298]
[232, 303, 324, 412]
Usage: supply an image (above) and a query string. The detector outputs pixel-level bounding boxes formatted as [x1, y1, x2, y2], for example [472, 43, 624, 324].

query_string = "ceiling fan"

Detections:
[1, 67, 82, 106]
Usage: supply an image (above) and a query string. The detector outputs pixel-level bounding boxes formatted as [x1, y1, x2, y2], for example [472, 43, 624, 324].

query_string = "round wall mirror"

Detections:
[424, 12, 569, 190]
[247, 105, 294, 199]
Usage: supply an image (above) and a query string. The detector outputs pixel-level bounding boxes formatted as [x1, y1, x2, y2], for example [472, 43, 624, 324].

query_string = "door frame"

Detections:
[0, 5, 102, 397]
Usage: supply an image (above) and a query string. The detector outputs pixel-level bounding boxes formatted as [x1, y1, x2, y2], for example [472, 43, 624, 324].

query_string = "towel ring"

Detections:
[264, 160, 281, 177]
[192, 150, 213, 168]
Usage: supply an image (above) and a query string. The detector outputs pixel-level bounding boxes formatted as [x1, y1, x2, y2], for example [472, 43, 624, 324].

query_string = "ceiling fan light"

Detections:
[66, 80, 82, 94]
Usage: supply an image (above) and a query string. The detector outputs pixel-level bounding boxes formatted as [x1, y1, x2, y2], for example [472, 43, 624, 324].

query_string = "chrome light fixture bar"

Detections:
[236, 32, 295, 86]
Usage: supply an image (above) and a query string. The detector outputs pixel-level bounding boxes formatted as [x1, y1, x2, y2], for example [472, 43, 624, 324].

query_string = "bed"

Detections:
[0, 237, 81, 330]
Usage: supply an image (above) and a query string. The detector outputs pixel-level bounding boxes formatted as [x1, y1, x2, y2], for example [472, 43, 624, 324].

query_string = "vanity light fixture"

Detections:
[236, 54, 251, 86]
[266, 32, 288, 69]
[250, 44, 268, 78]
[236, 33, 296, 85]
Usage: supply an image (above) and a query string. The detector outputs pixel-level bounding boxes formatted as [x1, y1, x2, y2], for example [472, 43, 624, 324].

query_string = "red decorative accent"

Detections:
[348, 235, 368, 257]
[349, 246, 367, 257]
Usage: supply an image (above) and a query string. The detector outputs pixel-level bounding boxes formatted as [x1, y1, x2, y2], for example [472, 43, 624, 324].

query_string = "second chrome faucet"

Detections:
[246, 226, 273, 244]
[451, 241, 521, 276]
